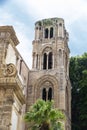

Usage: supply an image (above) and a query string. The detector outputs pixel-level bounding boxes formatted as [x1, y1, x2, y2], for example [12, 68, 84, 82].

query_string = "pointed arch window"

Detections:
[42, 88, 46, 101]
[48, 88, 52, 101]
[45, 28, 48, 38]
[43, 53, 47, 69]
[48, 52, 52, 69]
[50, 27, 53, 38]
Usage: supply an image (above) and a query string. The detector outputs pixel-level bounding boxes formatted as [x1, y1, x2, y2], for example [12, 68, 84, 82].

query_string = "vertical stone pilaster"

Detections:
[0, 88, 14, 130]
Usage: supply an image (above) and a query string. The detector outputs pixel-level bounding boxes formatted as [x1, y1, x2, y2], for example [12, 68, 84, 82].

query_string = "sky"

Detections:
[0, 0, 87, 69]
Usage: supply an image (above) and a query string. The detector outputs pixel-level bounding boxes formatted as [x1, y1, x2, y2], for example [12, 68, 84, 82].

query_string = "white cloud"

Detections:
[13, 0, 87, 24]
[14, 22, 32, 69]
[0, 0, 87, 68]
[0, 10, 32, 68]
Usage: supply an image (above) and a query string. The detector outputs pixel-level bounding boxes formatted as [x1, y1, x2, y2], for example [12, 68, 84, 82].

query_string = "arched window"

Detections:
[50, 27, 53, 38]
[48, 88, 52, 101]
[42, 88, 46, 101]
[43, 53, 47, 69]
[48, 52, 52, 69]
[58, 23, 63, 37]
[45, 28, 48, 38]
[59, 23, 62, 27]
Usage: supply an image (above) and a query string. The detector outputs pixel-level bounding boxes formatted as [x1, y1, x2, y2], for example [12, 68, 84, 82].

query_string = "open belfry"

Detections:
[0, 18, 71, 130]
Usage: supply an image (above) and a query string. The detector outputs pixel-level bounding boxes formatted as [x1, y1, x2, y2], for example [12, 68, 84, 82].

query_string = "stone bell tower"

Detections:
[28, 18, 71, 130]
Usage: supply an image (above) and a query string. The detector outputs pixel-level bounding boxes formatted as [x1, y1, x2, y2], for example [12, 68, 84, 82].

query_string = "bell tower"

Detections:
[28, 18, 71, 130]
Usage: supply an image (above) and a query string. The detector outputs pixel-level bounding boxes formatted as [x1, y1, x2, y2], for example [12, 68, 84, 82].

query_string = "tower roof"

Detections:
[35, 17, 64, 26]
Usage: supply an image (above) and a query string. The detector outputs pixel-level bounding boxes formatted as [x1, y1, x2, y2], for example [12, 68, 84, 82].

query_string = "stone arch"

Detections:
[42, 46, 52, 54]
[40, 44, 52, 54]
[33, 75, 59, 107]
[42, 47, 53, 70]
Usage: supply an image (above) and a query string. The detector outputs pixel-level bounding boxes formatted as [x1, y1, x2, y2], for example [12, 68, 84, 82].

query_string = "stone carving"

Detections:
[4, 63, 17, 77]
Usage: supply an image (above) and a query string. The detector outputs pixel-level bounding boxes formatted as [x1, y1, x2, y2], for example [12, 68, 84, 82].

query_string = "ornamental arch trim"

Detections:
[40, 44, 53, 54]
[33, 75, 59, 107]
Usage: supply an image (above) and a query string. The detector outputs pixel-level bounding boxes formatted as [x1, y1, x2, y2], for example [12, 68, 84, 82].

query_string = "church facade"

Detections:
[0, 18, 71, 130]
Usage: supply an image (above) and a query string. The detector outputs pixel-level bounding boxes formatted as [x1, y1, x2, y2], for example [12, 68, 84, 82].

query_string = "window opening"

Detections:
[48, 88, 52, 101]
[48, 52, 52, 69]
[39, 27, 41, 30]
[19, 60, 22, 74]
[45, 28, 48, 38]
[42, 88, 46, 101]
[43, 53, 47, 69]
[50, 27, 53, 38]
[59, 23, 62, 26]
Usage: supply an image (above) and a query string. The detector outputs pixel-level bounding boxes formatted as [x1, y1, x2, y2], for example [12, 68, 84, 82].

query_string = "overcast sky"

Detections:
[0, 0, 87, 68]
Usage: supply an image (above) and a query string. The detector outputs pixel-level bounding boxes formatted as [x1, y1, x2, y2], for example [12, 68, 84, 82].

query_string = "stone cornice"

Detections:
[0, 76, 25, 105]
[0, 26, 19, 46]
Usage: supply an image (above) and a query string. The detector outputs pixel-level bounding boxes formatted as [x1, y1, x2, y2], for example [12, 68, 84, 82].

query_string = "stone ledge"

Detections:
[0, 77, 16, 85]
[0, 76, 25, 105]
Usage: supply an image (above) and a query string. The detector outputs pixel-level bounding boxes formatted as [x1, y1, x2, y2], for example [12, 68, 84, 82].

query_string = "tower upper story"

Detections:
[32, 18, 70, 76]
[34, 17, 68, 41]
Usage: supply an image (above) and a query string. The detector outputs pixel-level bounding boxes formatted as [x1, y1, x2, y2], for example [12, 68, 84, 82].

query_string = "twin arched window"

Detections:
[45, 27, 53, 38]
[43, 52, 52, 70]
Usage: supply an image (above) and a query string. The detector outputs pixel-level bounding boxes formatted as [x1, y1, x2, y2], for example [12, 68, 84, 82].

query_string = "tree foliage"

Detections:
[24, 99, 65, 130]
[69, 52, 87, 130]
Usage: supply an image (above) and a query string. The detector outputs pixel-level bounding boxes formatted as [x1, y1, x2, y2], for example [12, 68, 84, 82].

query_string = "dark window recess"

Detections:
[59, 23, 62, 26]
[42, 88, 46, 101]
[45, 28, 48, 38]
[43, 53, 47, 69]
[36, 27, 38, 30]
[19, 60, 22, 74]
[50, 27, 53, 38]
[48, 52, 52, 69]
[48, 88, 52, 101]
[39, 27, 41, 30]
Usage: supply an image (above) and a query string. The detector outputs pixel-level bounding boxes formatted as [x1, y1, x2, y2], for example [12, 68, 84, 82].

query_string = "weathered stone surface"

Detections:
[0, 26, 26, 130]
[0, 18, 71, 130]
[28, 18, 71, 130]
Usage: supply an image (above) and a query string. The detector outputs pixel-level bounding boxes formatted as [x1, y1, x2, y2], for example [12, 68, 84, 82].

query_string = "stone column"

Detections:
[32, 53, 34, 68]
[38, 55, 40, 69]
[52, 53, 54, 69]
[41, 55, 43, 70]
[47, 54, 48, 70]
[34, 54, 37, 69]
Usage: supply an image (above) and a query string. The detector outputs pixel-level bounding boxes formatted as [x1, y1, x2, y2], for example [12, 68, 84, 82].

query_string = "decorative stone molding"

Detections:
[0, 26, 19, 46]
[33, 74, 59, 107]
